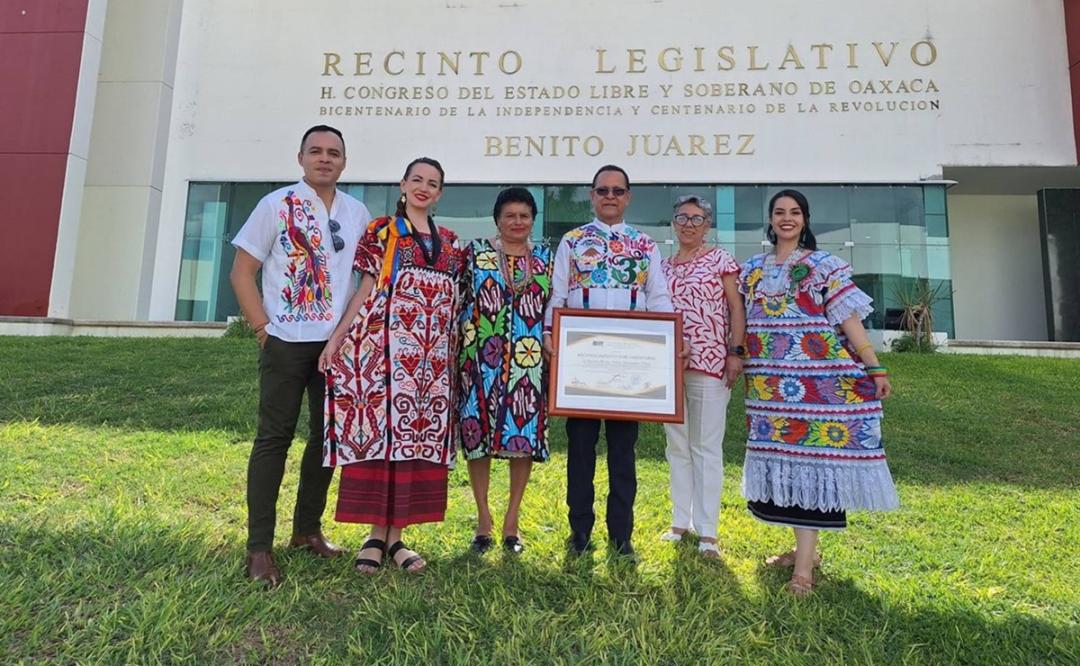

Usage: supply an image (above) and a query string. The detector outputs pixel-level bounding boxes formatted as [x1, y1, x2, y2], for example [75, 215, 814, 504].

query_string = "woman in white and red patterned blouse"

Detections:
[659, 194, 746, 559]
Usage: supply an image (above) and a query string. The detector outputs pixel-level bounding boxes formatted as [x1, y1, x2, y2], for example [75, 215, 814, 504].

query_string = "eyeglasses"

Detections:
[593, 187, 628, 198]
[673, 213, 708, 227]
[328, 219, 345, 252]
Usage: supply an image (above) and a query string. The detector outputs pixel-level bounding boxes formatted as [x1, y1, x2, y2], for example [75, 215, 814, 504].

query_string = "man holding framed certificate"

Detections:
[543, 165, 679, 559]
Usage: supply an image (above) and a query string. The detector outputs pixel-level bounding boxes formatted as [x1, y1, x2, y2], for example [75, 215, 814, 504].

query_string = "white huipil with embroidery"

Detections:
[544, 219, 674, 328]
[231, 180, 371, 342]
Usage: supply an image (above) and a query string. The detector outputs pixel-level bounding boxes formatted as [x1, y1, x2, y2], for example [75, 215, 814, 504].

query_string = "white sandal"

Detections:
[698, 541, 721, 558]
[659, 529, 684, 542]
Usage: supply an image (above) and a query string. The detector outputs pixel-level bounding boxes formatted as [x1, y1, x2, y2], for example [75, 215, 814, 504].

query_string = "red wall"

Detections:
[0, 0, 89, 316]
[1067, 0, 1080, 163]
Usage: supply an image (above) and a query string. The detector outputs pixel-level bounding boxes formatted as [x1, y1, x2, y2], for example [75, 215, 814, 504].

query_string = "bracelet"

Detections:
[866, 365, 888, 377]
[854, 342, 874, 355]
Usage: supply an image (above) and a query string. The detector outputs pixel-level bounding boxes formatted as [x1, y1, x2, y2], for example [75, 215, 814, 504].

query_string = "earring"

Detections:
[399, 193, 407, 205]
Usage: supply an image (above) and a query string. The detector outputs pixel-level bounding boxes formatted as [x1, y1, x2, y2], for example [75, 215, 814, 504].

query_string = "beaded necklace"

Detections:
[493, 237, 534, 295]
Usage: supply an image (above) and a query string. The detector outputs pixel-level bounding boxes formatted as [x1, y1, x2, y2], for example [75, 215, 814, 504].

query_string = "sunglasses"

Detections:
[673, 214, 708, 227]
[328, 219, 345, 252]
[593, 186, 628, 198]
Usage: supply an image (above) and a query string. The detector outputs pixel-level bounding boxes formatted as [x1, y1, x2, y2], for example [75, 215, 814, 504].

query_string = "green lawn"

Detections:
[1, 337, 1078, 664]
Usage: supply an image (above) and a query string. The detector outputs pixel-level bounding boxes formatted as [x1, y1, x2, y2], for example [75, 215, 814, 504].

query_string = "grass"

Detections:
[0, 337, 1078, 664]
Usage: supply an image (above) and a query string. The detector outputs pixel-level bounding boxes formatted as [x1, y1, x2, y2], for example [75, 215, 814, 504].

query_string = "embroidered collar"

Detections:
[294, 179, 342, 219]
[588, 218, 629, 235]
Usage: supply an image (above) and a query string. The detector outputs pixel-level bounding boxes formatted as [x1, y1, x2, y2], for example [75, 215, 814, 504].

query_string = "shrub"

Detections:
[223, 315, 256, 338]
[890, 332, 936, 353]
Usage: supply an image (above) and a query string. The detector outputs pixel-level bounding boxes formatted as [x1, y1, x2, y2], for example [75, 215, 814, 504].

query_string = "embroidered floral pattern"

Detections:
[278, 191, 332, 321]
[457, 240, 553, 462]
[325, 217, 464, 468]
[565, 225, 653, 290]
[662, 247, 739, 378]
[738, 250, 898, 512]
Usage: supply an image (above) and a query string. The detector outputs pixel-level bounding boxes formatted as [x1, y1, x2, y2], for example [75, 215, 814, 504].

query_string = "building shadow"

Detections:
[1, 517, 1076, 663]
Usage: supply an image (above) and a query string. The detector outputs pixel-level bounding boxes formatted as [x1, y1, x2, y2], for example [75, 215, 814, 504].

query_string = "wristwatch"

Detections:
[728, 345, 746, 358]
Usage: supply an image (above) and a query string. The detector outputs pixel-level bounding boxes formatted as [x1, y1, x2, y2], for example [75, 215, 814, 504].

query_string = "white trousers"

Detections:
[663, 371, 730, 539]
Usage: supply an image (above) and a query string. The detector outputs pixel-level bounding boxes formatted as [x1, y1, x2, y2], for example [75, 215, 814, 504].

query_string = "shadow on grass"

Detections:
[746, 566, 1080, 664]
[0, 337, 261, 435]
[1, 519, 1076, 663]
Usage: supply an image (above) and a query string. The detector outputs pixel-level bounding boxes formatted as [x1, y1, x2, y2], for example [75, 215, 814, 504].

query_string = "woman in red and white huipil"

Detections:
[660, 195, 746, 559]
[319, 157, 464, 574]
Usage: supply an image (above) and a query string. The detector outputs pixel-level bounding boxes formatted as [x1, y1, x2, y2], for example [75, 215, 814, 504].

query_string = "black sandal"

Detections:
[502, 536, 524, 554]
[388, 541, 425, 573]
[354, 538, 386, 574]
[470, 534, 494, 554]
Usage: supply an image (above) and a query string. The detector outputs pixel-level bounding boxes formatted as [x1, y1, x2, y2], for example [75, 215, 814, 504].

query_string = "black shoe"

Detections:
[470, 534, 494, 554]
[503, 535, 524, 554]
[568, 531, 592, 555]
[612, 540, 636, 558]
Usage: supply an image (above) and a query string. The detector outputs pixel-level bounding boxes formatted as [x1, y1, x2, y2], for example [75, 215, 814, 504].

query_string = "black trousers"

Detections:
[246, 336, 333, 552]
[565, 417, 639, 542]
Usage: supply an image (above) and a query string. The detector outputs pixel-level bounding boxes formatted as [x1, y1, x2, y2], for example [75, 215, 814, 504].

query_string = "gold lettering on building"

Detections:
[872, 42, 900, 66]
[354, 52, 373, 76]
[911, 40, 937, 66]
[321, 50, 524, 76]
[625, 134, 756, 156]
[384, 51, 405, 75]
[589, 42, 936, 74]
[659, 47, 683, 72]
[810, 43, 833, 69]
[323, 52, 342, 76]
[778, 45, 805, 70]
[498, 51, 523, 75]
[485, 135, 604, 157]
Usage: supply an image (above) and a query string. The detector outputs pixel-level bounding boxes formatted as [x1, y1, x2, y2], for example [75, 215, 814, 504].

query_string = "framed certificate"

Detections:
[549, 308, 684, 423]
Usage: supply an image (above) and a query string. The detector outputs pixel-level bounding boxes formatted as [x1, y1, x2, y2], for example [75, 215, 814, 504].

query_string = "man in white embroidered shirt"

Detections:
[230, 125, 372, 587]
[543, 164, 678, 559]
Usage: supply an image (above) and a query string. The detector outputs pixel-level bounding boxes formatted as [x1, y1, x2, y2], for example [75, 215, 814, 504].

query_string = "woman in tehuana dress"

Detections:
[739, 189, 899, 595]
[320, 157, 464, 574]
[458, 187, 553, 555]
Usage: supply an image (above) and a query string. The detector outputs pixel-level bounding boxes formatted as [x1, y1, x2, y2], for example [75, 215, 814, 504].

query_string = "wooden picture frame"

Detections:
[548, 308, 684, 423]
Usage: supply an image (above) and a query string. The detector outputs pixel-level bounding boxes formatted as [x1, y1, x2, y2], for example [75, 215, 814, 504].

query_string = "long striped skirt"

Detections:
[335, 459, 448, 527]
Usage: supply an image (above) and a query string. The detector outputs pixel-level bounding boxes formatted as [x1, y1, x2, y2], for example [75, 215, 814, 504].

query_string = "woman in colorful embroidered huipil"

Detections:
[458, 187, 552, 555]
[319, 157, 464, 574]
[739, 189, 898, 596]
[660, 195, 745, 559]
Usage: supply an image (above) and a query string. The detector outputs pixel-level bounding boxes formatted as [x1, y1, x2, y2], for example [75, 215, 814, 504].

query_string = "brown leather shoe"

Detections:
[289, 531, 344, 558]
[245, 550, 283, 588]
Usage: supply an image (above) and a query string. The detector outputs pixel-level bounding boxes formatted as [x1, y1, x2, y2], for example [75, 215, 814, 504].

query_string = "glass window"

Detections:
[734, 185, 766, 244]
[432, 185, 505, 242]
[852, 244, 903, 280]
[542, 185, 591, 248]
[175, 181, 955, 337]
[849, 185, 899, 244]
[714, 186, 736, 247]
[778, 185, 852, 245]
[176, 184, 230, 322]
[924, 185, 947, 215]
[732, 241, 772, 265]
